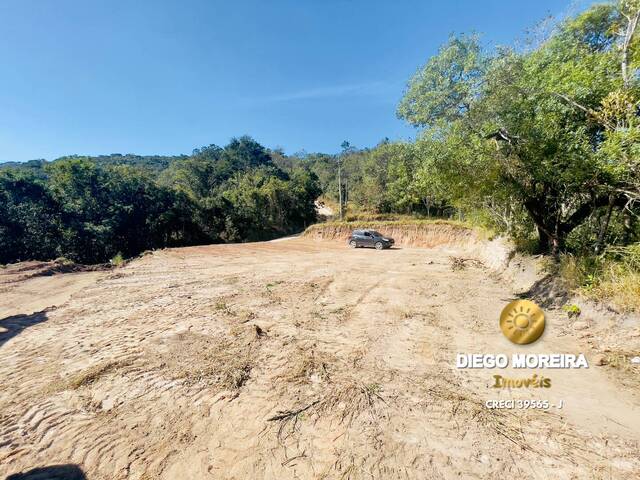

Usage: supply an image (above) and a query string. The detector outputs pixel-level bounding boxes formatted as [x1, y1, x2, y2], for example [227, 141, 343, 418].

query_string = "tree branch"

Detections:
[560, 194, 627, 234]
[621, 7, 640, 88]
[553, 92, 615, 130]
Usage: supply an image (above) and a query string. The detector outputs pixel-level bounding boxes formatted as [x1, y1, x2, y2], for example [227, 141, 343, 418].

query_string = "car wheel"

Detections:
[349, 240, 357, 248]
[375, 241, 384, 250]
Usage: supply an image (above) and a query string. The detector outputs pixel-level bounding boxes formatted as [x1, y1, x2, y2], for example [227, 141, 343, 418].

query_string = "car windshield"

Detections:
[370, 231, 383, 237]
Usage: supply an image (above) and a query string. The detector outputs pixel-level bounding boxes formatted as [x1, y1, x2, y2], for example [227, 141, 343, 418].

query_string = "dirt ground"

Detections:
[1, 238, 640, 479]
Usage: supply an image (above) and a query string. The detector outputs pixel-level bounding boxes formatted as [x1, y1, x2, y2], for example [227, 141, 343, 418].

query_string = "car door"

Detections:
[362, 231, 374, 247]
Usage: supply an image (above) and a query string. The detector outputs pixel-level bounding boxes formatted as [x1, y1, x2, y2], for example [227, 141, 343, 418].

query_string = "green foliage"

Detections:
[394, 2, 640, 254]
[110, 252, 126, 267]
[562, 304, 582, 318]
[0, 137, 320, 264]
[557, 244, 640, 311]
[294, 2, 640, 262]
[300, 139, 458, 219]
[0, 154, 188, 175]
[0, 169, 63, 262]
[397, 34, 487, 127]
[220, 166, 319, 241]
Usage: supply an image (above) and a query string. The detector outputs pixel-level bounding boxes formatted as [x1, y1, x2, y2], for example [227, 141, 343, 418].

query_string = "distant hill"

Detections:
[0, 154, 189, 174]
[0, 159, 47, 169]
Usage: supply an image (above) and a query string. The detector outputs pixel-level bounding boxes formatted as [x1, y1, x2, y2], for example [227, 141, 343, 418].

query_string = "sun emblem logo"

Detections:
[500, 299, 545, 345]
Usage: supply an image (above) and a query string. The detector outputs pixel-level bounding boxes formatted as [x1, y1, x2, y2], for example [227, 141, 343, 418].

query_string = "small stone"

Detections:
[593, 354, 608, 366]
[254, 324, 266, 337]
[573, 321, 589, 331]
[630, 356, 640, 365]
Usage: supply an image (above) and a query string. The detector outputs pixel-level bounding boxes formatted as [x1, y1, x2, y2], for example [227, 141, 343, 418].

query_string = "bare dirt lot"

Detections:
[1, 238, 640, 479]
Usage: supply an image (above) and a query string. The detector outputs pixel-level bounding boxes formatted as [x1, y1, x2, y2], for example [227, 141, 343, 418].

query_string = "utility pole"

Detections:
[339, 140, 350, 221]
[338, 156, 343, 220]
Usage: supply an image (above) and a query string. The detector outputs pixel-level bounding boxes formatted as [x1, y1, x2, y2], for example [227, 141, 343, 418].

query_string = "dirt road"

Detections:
[1, 239, 639, 479]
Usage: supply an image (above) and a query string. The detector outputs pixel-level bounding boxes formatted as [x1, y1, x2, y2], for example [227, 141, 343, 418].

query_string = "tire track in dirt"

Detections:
[1, 239, 639, 479]
[0, 254, 269, 478]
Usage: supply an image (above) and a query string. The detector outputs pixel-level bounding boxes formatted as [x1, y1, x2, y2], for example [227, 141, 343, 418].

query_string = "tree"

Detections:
[0, 170, 61, 263]
[0, 137, 321, 264]
[397, 3, 640, 254]
[397, 34, 487, 128]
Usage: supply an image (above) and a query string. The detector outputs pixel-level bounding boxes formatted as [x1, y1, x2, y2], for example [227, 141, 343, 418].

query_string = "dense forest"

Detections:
[1, 1, 639, 271]
[0, 137, 320, 264]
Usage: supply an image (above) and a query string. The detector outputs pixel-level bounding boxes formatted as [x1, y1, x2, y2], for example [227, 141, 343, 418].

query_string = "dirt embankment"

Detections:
[305, 220, 519, 271]
[0, 260, 111, 319]
[0, 259, 108, 284]
[304, 220, 478, 247]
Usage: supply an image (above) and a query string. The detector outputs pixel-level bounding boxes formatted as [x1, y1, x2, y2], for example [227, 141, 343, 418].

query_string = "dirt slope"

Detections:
[0, 263, 105, 319]
[1, 238, 639, 479]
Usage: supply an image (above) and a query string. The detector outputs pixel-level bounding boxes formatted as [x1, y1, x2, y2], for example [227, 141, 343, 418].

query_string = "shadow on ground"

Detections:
[6, 464, 86, 479]
[518, 274, 570, 308]
[0, 311, 48, 348]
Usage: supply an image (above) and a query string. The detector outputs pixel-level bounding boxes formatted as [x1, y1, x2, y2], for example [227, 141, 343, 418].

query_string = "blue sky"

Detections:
[0, 0, 596, 161]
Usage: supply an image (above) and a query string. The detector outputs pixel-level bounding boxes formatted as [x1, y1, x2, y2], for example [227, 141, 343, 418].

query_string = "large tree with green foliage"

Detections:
[397, 1, 640, 254]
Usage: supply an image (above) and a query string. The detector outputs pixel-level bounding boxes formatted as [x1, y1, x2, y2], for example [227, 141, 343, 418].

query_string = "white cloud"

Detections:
[253, 81, 394, 104]
[238, 81, 398, 105]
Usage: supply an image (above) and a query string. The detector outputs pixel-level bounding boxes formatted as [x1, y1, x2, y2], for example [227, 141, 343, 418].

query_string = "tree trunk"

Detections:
[594, 196, 614, 254]
[537, 226, 549, 253]
[536, 223, 564, 256]
[344, 178, 348, 204]
[536, 226, 558, 254]
[622, 208, 635, 244]
[621, 9, 640, 88]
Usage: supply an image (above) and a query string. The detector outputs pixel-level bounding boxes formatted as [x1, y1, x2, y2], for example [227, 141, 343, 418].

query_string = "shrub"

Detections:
[557, 244, 640, 312]
[110, 252, 126, 267]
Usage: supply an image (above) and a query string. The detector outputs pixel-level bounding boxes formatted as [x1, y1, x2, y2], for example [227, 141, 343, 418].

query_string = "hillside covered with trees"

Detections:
[0, 137, 320, 264]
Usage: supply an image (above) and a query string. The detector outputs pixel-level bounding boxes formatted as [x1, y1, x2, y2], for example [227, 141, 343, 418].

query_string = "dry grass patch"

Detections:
[267, 379, 388, 443]
[151, 330, 258, 390]
[449, 256, 484, 271]
[424, 383, 532, 451]
[213, 299, 235, 316]
[599, 350, 640, 390]
[66, 359, 133, 389]
[276, 346, 333, 385]
[558, 246, 640, 312]
[44, 358, 135, 394]
[586, 271, 640, 312]
[422, 381, 597, 466]
[269, 347, 389, 442]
